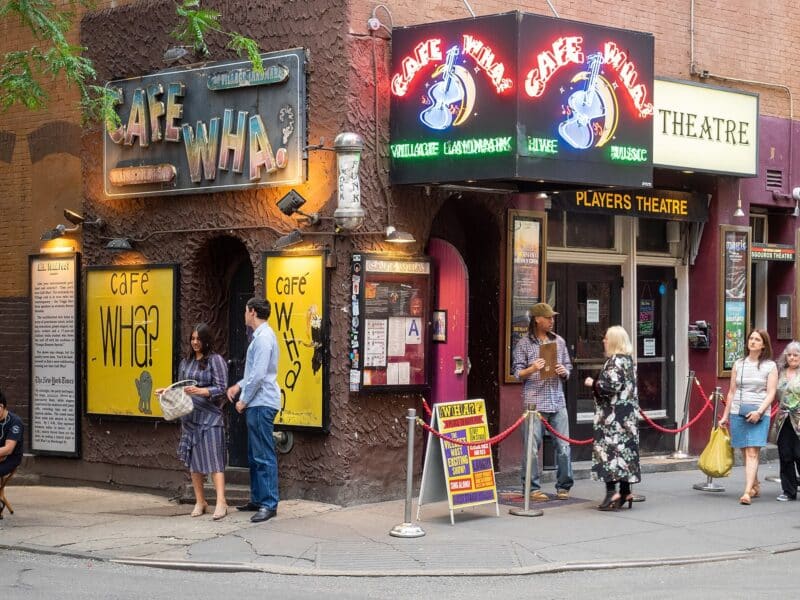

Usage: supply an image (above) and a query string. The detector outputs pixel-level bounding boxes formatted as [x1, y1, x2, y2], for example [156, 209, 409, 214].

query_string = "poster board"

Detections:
[417, 399, 499, 524]
[29, 253, 80, 456]
[718, 226, 750, 376]
[85, 265, 178, 417]
[505, 210, 547, 382]
[262, 251, 328, 431]
[349, 254, 431, 392]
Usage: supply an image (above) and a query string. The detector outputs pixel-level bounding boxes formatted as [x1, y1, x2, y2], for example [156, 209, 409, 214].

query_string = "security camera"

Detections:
[792, 187, 800, 202]
[277, 190, 307, 216]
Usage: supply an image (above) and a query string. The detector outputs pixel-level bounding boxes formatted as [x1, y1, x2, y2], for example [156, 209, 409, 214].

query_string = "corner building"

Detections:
[1, 1, 798, 504]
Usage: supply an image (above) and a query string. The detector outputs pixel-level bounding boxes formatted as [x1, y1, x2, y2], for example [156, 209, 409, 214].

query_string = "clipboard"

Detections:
[539, 342, 557, 379]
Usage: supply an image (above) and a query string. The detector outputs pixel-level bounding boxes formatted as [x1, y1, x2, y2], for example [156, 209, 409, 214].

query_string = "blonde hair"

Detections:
[605, 325, 633, 356]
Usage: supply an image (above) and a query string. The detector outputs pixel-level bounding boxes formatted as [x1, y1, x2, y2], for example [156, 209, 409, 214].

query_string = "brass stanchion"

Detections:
[693, 387, 726, 493]
[510, 403, 544, 517]
[390, 408, 426, 538]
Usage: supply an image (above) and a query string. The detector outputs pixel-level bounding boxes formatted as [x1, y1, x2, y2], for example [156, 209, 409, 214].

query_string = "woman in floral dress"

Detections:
[584, 326, 641, 510]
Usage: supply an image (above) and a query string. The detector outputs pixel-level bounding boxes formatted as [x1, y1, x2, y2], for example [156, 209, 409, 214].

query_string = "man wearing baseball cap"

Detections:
[512, 302, 573, 501]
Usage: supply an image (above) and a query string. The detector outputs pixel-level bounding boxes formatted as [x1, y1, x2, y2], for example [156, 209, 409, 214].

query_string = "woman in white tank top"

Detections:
[719, 329, 778, 505]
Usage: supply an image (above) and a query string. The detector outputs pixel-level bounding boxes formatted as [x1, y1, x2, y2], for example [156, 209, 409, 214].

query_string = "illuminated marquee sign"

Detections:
[390, 12, 654, 188]
[552, 189, 709, 222]
[390, 13, 519, 184]
[518, 13, 654, 187]
[103, 49, 306, 198]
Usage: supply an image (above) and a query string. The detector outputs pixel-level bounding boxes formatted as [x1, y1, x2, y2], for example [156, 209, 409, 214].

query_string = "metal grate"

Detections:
[765, 169, 783, 189]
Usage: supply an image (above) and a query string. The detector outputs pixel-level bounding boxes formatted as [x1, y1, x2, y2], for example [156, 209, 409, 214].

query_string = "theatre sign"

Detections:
[103, 49, 306, 198]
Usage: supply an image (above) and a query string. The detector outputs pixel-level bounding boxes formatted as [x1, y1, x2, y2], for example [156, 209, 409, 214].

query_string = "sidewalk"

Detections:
[1, 462, 799, 576]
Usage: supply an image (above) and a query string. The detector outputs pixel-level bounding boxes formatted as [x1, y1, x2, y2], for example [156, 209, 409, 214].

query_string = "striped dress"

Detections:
[177, 353, 228, 474]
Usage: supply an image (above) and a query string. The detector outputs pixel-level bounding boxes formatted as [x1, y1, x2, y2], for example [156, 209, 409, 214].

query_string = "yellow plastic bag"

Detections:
[697, 427, 733, 478]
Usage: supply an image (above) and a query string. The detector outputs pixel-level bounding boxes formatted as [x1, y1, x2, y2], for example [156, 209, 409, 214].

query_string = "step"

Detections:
[177, 482, 250, 505]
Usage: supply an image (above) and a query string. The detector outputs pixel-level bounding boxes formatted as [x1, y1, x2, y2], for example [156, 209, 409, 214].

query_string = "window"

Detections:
[637, 218, 669, 253]
[548, 208, 615, 249]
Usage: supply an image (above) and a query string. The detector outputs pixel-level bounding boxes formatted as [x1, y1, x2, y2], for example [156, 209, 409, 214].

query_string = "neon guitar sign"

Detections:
[420, 46, 464, 130]
[558, 53, 605, 149]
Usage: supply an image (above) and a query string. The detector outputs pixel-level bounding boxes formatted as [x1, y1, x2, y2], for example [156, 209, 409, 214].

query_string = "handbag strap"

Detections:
[162, 379, 197, 393]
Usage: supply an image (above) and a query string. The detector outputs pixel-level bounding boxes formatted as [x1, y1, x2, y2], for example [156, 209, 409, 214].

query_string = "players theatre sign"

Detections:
[389, 12, 654, 188]
[103, 49, 306, 198]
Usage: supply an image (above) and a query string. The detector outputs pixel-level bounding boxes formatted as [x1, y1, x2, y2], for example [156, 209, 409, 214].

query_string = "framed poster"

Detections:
[432, 310, 447, 343]
[85, 264, 178, 417]
[29, 253, 81, 456]
[505, 210, 547, 382]
[262, 251, 329, 432]
[718, 226, 750, 376]
[350, 254, 431, 391]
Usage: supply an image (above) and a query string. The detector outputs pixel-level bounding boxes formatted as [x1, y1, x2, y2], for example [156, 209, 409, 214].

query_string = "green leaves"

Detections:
[0, 0, 263, 122]
[172, 0, 221, 56]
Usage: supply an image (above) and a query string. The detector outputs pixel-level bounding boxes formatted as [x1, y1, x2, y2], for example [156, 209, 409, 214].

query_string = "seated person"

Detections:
[0, 389, 23, 478]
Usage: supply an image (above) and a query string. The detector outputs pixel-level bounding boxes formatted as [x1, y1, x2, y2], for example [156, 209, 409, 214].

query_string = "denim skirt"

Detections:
[730, 413, 770, 448]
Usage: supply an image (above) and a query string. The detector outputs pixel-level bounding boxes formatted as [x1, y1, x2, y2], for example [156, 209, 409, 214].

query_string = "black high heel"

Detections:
[598, 491, 620, 511]
[616, 494, 633, 509]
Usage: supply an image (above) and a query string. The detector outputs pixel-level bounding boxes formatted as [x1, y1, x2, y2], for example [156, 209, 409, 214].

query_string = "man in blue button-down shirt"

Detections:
[227, 297, 281, 523]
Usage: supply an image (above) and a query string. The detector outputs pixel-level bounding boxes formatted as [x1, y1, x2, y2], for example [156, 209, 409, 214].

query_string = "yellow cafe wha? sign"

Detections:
[263, 252, 327, 431]
[86, 265, 177, 417]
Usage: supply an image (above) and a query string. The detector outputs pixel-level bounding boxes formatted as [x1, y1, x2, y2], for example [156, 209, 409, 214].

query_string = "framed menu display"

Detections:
[718, 225, 750, 376]
[349, 254, 431, 392]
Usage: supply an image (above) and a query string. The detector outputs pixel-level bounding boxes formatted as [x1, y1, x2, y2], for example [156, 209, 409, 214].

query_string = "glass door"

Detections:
[635, 266, 675, 422]
[547, 264, 622, 461]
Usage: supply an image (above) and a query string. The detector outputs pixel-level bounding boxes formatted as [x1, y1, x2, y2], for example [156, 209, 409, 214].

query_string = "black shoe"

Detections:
[250, 508, 277, 523]
[236, 502, 260, 512]
[598, 491, 618, 511]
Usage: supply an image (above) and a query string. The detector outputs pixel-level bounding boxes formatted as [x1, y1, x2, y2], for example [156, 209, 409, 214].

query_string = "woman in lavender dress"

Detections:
[168, 323, 229, 519]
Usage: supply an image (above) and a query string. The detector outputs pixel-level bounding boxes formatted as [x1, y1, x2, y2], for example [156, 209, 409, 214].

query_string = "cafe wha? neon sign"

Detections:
[524, 36, 653, 119]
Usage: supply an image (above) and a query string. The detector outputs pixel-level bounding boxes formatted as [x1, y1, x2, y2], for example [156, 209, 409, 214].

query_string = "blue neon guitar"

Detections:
[558, 53, 605, 149]
[420, 46, 464, 131]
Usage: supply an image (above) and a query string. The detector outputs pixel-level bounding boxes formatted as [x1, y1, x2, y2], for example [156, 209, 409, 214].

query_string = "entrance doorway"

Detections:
[547, 263, 622, 461]
[226, 258, 254, 468]
[427, 195, 501, 441]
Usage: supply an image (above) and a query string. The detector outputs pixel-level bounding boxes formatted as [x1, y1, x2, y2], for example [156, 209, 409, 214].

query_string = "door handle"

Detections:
[454, 356, 464, 375]
[466, 356, 472, 376]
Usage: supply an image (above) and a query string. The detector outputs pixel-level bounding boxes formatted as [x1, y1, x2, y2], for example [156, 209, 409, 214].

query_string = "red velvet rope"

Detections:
[638, 379, 714, 433]
[416, 412, 529, 447]
[417, 378, 770, 448]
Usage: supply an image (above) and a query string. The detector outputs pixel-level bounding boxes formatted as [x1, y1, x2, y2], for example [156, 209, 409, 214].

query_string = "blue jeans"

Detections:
[520, 407, 573, 492]
[245, 406, 279, 510]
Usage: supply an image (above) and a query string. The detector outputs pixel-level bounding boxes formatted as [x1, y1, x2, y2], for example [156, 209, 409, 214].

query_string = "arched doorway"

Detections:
[194, 236, 253, 468]
[428, 195, 502, 443]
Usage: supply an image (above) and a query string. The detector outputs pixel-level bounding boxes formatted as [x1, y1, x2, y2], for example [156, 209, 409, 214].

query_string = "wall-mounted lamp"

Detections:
[41, 223, 76, 240]
[41, 209, 105, 240]
[332, 132, 365, 231]
[64, 209, 105, 228]
[792, 187, 800, 217]
[733, 182, 745, 218]
[273, 229, 303, 249]
[385, 225, 415, 244]
[106, 237, 135, 251]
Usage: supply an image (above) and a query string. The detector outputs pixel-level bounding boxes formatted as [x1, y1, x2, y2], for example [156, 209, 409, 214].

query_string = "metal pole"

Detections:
[390, 408, 425, 538]
[510, 403, 544, 517]
[670, 370, 695, 459]
[693, 387, 726, 492]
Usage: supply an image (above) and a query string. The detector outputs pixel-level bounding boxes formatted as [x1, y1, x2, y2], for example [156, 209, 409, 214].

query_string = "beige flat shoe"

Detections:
[212, 505, 228, 521]
[190, 502, 208, 517]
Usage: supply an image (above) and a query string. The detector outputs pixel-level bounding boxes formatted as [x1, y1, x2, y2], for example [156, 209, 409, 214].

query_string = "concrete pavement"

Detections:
[1, 460, 799, 576]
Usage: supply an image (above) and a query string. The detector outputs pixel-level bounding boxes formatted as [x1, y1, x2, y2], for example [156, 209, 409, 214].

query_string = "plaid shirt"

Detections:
[512, 332, 572, 412]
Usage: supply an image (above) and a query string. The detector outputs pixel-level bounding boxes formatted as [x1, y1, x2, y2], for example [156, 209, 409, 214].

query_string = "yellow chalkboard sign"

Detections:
[86, 265, 177, 417]
[418, 399, 499, 524]
[263, 252, 327, 431]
